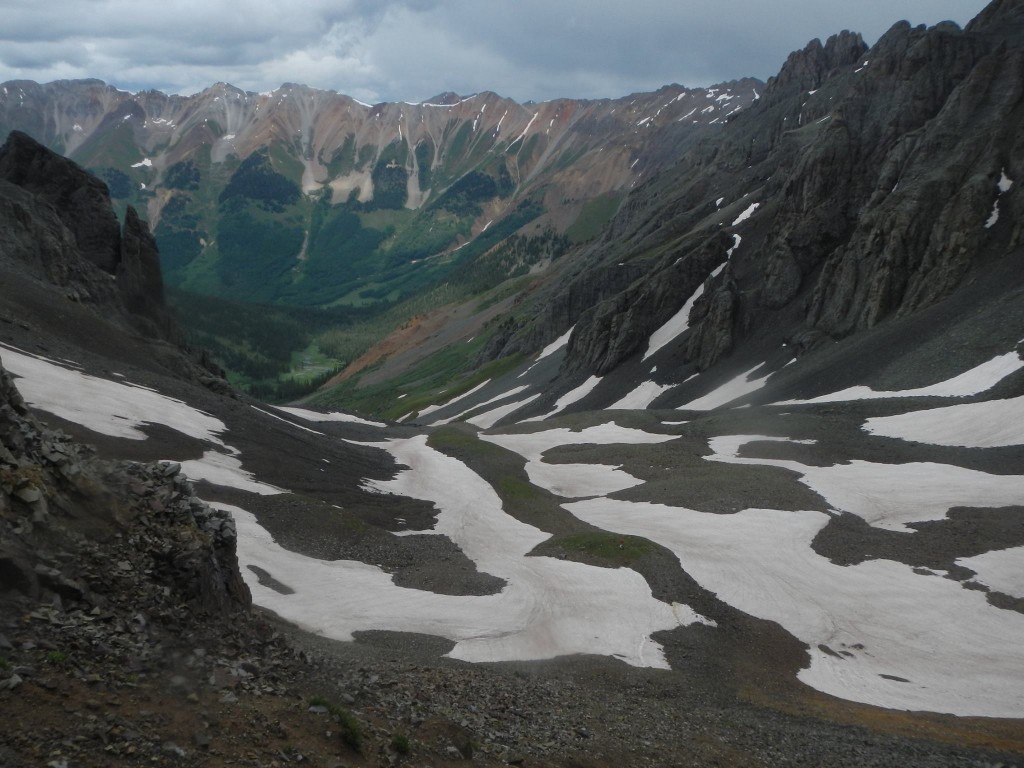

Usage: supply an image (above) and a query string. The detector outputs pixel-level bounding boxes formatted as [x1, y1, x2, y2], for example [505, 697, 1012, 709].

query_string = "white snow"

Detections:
[481, 422, 675, 498]
[222, 133, 236, 141]
[706, 435, 1024, 532]
[776, 352, 1024, 405]
[180, 450, 284, 495]
[414, 379, 492, 420]
[521, 375, 602, 422]
[680, 363, 770, 410]
[565, 495, 1024, 717]
[715, 197, 724, 207]
[277, 406, 386, 428]
[509, 112, 539, 147]
[998, 168, 1014, 193]
[608, 380, 674, 410]
[528, 325, 575, 365]
[986, 202, 1001, 228]
[537, 327, 575, 359]
[250, 405, 325, 435]
[0, 345, 225, 445]
[434, 385, 532, 427]
[958, 547, 1024, 599]
[224, 435, 707, 667]
[643, 262, 726, 361]
[465, 393, 542, 429]
[731, 202, 760, 226]
[726, 234, 742, 257]
[130, 158, 152, 168]
[864, 395, 1024, 448]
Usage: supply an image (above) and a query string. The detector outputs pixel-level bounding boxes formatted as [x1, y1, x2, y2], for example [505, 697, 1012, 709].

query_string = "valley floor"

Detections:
[2, 315, 1023, 766]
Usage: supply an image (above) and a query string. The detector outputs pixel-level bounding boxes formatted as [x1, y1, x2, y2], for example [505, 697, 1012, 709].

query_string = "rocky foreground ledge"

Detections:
[2, 356, 1022, 767]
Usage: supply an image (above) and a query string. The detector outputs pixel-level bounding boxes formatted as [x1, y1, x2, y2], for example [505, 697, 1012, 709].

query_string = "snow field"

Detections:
[776, 352, 1023, 405]
[707, 434, 1024, 532]
[863, 394, 1024, 448]
[9, 342, 1024, 715]
[179, 450, 284, 496]
[564, 495, 1024, 717]
[679, 362, 771, 410]
[957, 546, 1024, 599]
[0, 345, 226, 445]
[607, 380, 674, 410]
[229, 434, 707, 666]
[465, 393, 542, 429]
[481, 422, 676, 498]
[278, 405, 386, 428]
[521, 375, 602, 422]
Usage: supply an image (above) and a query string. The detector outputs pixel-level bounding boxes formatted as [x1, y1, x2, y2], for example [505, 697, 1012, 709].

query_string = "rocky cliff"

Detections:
[488, 1, 1022, 388]
[0, 131, 172, 338]
[0, 354, 248, 629]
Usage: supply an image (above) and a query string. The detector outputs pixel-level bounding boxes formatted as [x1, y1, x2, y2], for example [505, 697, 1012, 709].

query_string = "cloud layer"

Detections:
[0, 0, 989, 102]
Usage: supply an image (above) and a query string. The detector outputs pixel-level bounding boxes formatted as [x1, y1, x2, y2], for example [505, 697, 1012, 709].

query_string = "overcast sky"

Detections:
[0, 0, 991, 104]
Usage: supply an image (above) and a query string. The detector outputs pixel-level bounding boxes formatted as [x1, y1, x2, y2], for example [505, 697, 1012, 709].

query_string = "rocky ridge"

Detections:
[478, 1, 1024, 401]
[0, 130, 173, 339]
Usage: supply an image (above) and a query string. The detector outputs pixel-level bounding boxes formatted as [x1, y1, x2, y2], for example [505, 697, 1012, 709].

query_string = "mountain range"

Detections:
[0, 0, 1023, 765]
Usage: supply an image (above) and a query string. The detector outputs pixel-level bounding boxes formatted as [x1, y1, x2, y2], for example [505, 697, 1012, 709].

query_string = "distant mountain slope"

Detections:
[452, 0, 1024, 420]
[0, 77, 761, 310]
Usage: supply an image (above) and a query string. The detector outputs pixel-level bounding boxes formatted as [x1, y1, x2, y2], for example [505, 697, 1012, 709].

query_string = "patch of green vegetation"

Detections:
[216, 204, 304, 301]
[432, 170, 498, 217]
[75, 121, 144, 169]
[446, 121, 474, 165]
[382, 209, 470, 264]
[164, 159, 200, 190]
[415, 140, 434, 191]
[267, 141, 306, 185]
[219, 148, 300, 211]
[566, 192, 622, 243]
[92, 167, 133, 198]
[169, 288, 361, 397]
[555, 532, 656, 563]
[156, 193, 207, 273]
[46, 650, 68, 666]
[308, 697, 363, 753]
[356, 143, 376, 170]
[367, 140, 409, 210]
[391, 732, 410, 755]
[324, 134, 356, 177]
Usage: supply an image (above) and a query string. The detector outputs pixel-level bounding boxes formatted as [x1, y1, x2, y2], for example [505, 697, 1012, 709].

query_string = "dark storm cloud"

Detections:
[0, 0, 991, 102]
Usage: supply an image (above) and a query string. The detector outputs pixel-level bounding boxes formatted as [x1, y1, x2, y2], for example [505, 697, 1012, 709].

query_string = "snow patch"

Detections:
[957, 547, 1024, 599]
[180, 451, 284, 496]
[277, 406, 386, 428]
[521, 375, 602, 423]
[566, 493, 1024, 717]
[415, 379, 492, 421]
[731, 202, 759, 226]
[608, 380, 673, 410]
[680, 363, 770, 410]
[863, 395, 1024, 448]
[222, 435, 704, 666]
[707, 435, 1024, 532]
[0, 345, 225, 445]
[776, 352, 1023, 405]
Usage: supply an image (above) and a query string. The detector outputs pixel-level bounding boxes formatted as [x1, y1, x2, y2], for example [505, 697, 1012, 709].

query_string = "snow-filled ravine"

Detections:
[234, 435, 709, 666]
[4, 342, 1024, 718]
